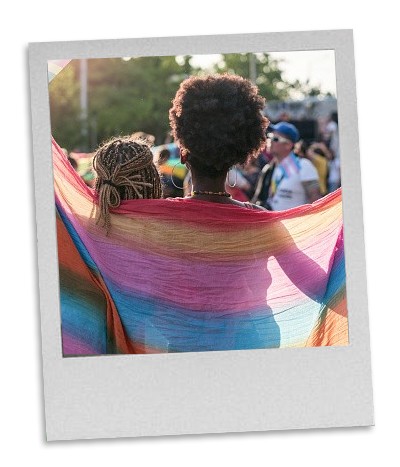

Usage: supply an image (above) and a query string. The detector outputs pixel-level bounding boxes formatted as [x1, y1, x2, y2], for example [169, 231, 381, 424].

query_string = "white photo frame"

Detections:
[29, 30, 373, 441]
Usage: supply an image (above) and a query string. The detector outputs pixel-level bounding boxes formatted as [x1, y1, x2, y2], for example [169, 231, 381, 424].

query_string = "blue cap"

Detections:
[269, 122, 300, 143]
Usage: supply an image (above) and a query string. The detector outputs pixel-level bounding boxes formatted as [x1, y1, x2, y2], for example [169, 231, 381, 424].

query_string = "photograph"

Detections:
[49, 50, 347, 357]
[29, 31, 373, 441]
[8, 0, 400, 456]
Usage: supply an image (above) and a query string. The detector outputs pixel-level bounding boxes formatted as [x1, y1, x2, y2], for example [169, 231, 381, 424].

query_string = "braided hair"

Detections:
[92, 136, 162, 232]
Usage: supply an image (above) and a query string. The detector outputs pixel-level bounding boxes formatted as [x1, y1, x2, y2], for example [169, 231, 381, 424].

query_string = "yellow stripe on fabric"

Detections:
[55, 187, 342, 262]
[54, 149, 342, 261]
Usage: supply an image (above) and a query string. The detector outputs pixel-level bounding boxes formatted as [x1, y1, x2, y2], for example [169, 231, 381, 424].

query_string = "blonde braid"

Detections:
[92, 136, 162, 233]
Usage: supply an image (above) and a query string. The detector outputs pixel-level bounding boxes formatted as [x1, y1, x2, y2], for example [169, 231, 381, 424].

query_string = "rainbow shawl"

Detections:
[53, 139, 348, 356]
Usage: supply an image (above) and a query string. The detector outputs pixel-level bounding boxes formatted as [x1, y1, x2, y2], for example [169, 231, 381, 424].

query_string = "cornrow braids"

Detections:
[92, 136, 162, 233]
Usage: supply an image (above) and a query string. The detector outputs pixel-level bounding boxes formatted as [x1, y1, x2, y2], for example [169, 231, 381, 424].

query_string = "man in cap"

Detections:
[266, 122, 321, 210]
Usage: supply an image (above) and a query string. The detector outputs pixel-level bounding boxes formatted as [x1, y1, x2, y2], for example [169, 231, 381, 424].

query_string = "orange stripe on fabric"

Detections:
[57, 214, 134, 354]
[306, 296, 349, 346]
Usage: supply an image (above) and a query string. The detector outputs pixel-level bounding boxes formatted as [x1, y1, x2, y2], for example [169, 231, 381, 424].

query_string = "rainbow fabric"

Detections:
[53, 138, 348, 356]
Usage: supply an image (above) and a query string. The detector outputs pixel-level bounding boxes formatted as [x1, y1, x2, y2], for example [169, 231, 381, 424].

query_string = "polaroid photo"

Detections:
[29, 30, 374, 441]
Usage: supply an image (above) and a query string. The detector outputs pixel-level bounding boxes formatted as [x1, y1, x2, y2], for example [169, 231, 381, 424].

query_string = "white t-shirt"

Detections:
[268, 153, 319, 211]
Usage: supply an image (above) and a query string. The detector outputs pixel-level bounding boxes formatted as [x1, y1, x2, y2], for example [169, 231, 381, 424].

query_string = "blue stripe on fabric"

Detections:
[61, 290, 107, 354]
[104, 282, 281, 352]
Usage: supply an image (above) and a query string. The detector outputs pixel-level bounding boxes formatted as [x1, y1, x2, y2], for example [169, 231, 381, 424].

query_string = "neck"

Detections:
[191, 171, 228, 193]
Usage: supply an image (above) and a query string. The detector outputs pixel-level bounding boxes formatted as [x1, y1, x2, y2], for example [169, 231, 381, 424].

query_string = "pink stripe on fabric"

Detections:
[62, 333, 100, 356]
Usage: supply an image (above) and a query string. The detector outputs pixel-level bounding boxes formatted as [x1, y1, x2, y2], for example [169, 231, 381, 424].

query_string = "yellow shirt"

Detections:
[311, 154, 328, 195]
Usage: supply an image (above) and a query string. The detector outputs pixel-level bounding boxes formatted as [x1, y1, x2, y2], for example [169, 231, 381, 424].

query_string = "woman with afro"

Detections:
[169, 73, 268, 209]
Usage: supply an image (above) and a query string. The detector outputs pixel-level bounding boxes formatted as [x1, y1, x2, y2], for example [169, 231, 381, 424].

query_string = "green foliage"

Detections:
[50, 56, 190, 151]
[49, 54, 324, 152]
[49, 64, 81, 150]
[214, 53, 323, 101]
[88, 57, 184, 145]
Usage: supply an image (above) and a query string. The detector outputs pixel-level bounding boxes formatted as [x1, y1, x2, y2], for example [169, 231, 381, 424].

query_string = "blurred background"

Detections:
[49, 51, 337, 152]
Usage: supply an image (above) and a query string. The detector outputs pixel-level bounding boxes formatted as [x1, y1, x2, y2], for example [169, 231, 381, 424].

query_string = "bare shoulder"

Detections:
[240, 201, 267, 211]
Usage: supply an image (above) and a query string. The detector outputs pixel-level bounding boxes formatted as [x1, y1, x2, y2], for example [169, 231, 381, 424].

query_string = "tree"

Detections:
[49, 54, 325, 151]
[214, 53, 324, 101]
[49, 56, 197, 151]
[49, 64, 81, 150]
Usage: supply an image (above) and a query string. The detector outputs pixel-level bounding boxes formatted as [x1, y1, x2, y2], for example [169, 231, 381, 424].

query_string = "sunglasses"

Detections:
[267, 133, 292, 144]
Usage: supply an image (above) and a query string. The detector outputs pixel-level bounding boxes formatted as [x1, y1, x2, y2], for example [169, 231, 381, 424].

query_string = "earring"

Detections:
[171, 161, 183, 190]
[227, 167, 237, 188]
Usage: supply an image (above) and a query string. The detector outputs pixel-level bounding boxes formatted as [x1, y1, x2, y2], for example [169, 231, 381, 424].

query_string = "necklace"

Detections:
[191, 190, 232, 197]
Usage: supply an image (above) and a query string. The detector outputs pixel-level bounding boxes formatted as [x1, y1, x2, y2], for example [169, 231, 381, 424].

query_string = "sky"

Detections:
[188, 50, 337, 97]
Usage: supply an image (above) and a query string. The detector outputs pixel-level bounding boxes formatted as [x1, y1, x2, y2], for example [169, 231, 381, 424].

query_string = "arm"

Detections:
[302, 179, 322, 204]
[272, 221, 328, 302]
[300, 158, 322, 203]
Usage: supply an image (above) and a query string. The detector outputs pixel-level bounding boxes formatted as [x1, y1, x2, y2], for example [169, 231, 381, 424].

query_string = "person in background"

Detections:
[68, 155, 78, 171]
[295, 140, 331, 197]
[156, 148, 180, 198]
[267, 122, 321, 211]
[236, 155, 268, 201]
[250, 133, 276, 208]
[131, 131, 156, 146]
[61, 147, 78, 172]
[325, 112, 341, 192]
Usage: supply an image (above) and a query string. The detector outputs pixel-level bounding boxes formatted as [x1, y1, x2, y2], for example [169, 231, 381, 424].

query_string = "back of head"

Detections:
[67, 155, 78, 171]
[131, 131, 156, 146]
[294, 139, 309, 157]
[169, 74, 269, 178]
[93, 136, 162, 231]
[270, 121, 300, 144]
[157, 148, 171, 166]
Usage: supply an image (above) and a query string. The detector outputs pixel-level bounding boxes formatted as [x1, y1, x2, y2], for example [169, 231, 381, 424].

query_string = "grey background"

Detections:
[29, 30, 373, 441]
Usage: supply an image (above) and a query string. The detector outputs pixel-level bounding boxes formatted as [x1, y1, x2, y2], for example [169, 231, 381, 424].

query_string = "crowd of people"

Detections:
[65, 75, 341, 219]
[152, 110, 340, 212]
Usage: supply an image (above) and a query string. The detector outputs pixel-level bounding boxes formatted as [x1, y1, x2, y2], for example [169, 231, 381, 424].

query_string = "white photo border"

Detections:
[29, 30, 373, 441]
